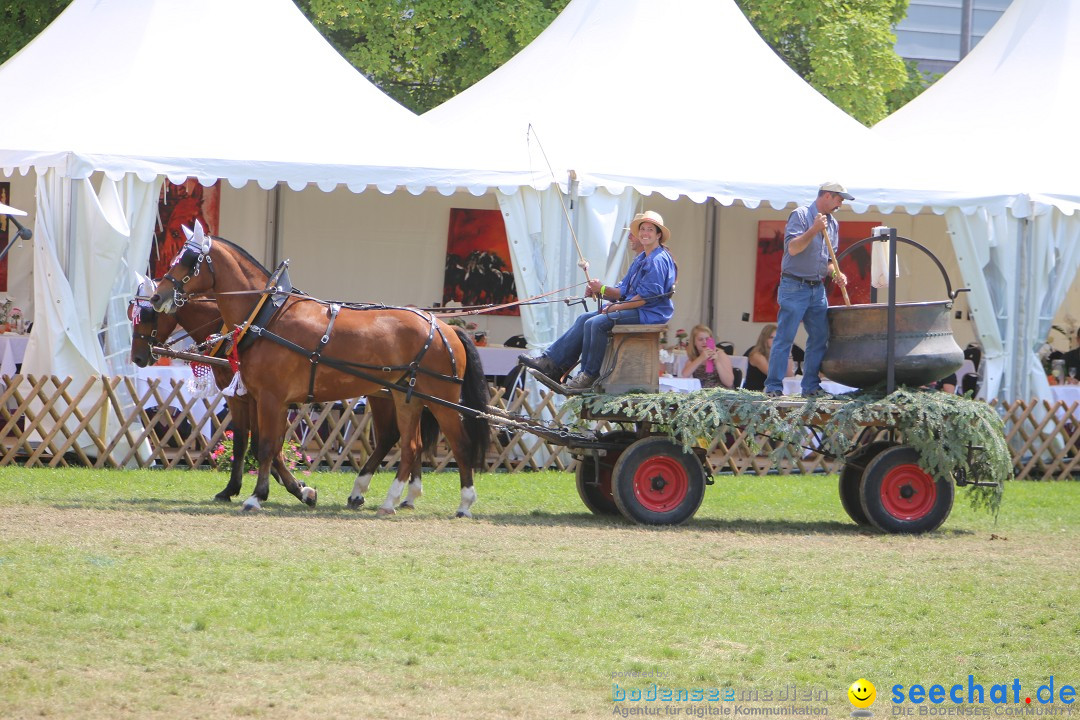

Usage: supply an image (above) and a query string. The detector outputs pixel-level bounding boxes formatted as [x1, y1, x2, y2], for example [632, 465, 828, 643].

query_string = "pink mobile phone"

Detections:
[705, 337, 715, 373]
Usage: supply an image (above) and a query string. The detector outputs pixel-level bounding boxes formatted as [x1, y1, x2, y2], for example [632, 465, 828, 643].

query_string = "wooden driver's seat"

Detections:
[595, 324, 666, 394]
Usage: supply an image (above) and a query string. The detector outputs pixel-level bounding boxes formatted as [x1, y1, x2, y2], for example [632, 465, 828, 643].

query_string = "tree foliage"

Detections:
[298, 0, 571, 113]
[734, 0, 925, 125]
[0, 0, 927, 124]
[0, 0, 72, 64]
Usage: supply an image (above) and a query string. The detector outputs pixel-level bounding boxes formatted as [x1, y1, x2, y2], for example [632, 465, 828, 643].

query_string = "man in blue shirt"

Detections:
[764, 182, 851, 397]
[520, 210, 677, 394]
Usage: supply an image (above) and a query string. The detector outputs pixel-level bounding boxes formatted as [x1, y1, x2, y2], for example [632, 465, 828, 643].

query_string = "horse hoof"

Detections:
[241, 499, 261, 513]
[347, 495, 365, 510]
[398, 502, 415, 511]
[454, 510, 472, 519]
[301, 487, 317, 507]
[376, 507, 397, 517]
[213, 493, 232, 503]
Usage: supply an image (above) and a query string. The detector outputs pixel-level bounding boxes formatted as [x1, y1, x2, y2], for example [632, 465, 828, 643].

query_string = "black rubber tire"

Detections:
[575, 431, 636, 516]
[611, 436, 707, 525]
[838, 440, 897, 527]
[859, 445, 954, 534]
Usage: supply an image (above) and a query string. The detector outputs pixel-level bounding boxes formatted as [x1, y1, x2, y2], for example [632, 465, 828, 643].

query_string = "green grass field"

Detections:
[1, 467, 1078, 719]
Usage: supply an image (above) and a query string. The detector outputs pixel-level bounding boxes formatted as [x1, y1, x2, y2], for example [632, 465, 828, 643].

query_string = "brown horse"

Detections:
[129, 286, 441, 508]
[149, 230, 489, 516]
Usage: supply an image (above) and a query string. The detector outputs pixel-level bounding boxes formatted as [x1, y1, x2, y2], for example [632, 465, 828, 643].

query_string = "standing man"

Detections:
[764, 182, 851, 397]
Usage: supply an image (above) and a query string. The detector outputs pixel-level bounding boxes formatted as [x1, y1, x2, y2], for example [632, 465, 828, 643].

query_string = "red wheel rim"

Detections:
[632, 456, 688, 512]
[879, 463, 937, 521]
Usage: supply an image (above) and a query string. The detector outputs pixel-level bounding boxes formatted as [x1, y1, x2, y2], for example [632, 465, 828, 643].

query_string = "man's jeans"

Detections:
[545, 308, 642, 377]
[765, 276, 828, 394]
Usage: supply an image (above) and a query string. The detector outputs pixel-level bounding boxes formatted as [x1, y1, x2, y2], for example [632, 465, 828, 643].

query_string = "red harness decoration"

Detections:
[228, 326, 243, 373]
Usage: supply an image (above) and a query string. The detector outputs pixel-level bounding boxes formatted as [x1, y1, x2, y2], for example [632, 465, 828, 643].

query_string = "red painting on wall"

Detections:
[753, 220, 879, 322]
[443, 208, 519, 316]
[150, 179, 221, 279]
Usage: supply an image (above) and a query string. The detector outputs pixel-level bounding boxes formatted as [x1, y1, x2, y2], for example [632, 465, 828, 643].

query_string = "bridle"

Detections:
[128, 300, 161, 363]
[155, 241, 215, 313]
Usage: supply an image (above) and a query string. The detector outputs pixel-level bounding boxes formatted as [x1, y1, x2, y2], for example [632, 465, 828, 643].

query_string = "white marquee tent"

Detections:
[875, 0, 1080, 404]
[424, 0, 1011, 353]
[0, 0, 536, 371]
[429, 0, 1080, 403]
[0, 0, 527, 457]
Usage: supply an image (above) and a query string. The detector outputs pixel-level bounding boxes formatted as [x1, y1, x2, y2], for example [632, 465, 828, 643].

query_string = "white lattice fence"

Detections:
[1, 374, 1077, 479]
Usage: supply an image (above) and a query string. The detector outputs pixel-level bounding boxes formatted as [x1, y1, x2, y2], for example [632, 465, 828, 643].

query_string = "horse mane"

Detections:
[212, 235, 271, 279]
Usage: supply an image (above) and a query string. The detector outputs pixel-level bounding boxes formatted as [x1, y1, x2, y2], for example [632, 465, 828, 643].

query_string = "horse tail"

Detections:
[454, 327, 491, 469]
[420, 409, 440, 456]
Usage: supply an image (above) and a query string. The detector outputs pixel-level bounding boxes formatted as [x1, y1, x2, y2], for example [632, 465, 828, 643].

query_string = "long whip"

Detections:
[527, 124, 592, 285]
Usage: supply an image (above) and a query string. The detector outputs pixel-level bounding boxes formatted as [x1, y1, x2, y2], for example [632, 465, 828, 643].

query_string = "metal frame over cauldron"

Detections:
[833, 228, 970, 393]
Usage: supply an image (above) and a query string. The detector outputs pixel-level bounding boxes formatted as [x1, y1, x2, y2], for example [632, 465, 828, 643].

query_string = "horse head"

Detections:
[151, 220, 214, 314]
[130, 276, 180, 367]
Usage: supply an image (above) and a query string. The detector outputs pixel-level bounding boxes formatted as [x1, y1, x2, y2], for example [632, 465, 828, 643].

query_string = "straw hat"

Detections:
[628, 210, 671, 244]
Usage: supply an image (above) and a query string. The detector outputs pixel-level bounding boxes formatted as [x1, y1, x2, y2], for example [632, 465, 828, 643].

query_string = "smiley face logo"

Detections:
[848, 678, 876, 710]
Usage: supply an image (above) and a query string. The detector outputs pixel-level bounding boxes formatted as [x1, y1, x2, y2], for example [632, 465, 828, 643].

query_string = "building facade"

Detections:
[894, 0, 1013, 75]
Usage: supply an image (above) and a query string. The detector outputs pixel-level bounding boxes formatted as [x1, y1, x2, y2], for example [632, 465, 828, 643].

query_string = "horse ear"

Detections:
[183, 219, 210, 253]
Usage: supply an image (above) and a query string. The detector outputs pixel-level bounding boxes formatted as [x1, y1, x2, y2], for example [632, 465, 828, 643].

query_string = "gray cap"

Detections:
[820, 181, 854, 200]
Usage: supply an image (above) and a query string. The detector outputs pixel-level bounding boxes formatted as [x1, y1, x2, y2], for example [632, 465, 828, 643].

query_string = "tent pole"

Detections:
[702, 199, 718, 330]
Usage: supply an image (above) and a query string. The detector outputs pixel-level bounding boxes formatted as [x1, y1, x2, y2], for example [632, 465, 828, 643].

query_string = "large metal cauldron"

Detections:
[819, 232, 966, 390]
[820, 301, 963, 388]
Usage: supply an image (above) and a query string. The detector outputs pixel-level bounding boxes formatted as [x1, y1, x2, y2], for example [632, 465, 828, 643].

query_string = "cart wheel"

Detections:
[838, 441, 896, 527]
[859, 445, 954, 534]
[612, 436, 706, 525]
[575, 431, 636, 515]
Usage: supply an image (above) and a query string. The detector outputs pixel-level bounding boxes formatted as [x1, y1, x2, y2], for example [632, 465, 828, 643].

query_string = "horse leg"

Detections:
[215, 397, 248, 502]
[399, 424, 424, 510]
[430, 405, 477, 518]
[401, 408, 439, 510]
[262, 405, 315, 507]
[241, 397, 287, 513]
[377, 400, 423, 516]
[348, 395, 399, 510]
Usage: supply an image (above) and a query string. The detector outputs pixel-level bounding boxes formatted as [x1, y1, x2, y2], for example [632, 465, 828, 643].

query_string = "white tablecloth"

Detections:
[477, 345, 522, 377]
[782, 377, 858, 396]
[1051, 386, 1080, 425]
[660, 376, 701, 393]
[134, 365, 225, 438]
[0, 333, 29, 377]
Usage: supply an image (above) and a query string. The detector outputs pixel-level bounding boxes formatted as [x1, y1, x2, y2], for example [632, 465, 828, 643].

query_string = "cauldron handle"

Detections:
[835, 236, 969, 301]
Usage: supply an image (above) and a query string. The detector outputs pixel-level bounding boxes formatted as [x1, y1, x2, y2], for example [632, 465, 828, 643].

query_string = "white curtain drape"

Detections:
[497, 185, 639, 351]
[23, 169, 161, 460]
[947, 204, 1080, 404]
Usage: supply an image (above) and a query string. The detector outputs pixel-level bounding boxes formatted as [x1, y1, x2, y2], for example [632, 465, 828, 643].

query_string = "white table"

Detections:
[134, 365, 225, 439]
[0, 333, 29, 377]
[660, 376, 701, 393]
[782, 377, 858, 396]
[1050, 385, 1080, 406]
[476, 345, 523, 377]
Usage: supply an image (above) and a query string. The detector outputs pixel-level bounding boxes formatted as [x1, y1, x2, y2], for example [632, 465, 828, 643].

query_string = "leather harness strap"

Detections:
[307, 303, 341, 403]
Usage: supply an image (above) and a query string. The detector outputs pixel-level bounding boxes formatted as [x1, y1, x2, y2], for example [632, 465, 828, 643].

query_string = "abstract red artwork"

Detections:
[753, 220, 879, 322]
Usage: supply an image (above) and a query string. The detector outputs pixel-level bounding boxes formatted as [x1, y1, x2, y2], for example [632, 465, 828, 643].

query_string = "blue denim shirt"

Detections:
[782, 201, 838, 281]
[616, 245, 676, 324]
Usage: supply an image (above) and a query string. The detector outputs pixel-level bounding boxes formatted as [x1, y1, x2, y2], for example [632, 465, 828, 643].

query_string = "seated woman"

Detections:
[518, 211, 676, 394]
[680, 324, 734, 388]
[744, 324, 792, 392]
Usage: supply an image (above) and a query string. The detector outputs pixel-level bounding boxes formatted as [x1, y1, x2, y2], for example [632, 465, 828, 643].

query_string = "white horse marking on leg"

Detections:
[455, 486, 477, 518]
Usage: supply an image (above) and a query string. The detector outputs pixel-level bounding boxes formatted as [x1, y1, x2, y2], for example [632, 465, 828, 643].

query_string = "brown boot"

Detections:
[518, 354, 565, 382]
